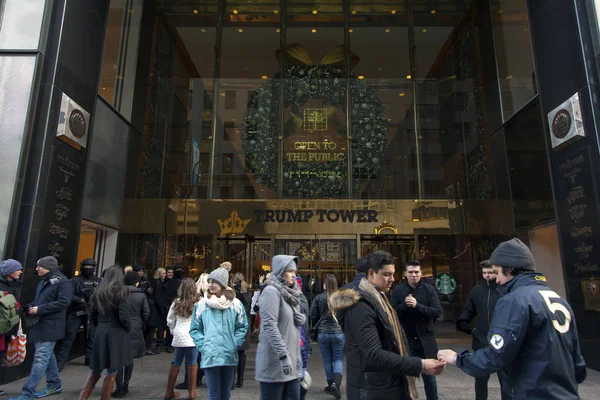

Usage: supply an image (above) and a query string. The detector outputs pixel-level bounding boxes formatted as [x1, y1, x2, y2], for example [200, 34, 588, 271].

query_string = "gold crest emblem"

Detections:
[217, 210, 252, 235]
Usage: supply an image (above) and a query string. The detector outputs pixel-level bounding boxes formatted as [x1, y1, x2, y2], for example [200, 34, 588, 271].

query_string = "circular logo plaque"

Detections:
[68, 109, 87, 139]
[435, 273, 457, 295]
[552, 109, 571, 139]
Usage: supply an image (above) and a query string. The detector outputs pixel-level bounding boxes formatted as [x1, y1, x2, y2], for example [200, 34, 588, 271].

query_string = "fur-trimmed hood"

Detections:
[330, 278, 382, 327]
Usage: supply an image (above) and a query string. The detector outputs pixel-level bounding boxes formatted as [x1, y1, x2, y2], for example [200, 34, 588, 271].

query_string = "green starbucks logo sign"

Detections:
[435, 273, 457, 295]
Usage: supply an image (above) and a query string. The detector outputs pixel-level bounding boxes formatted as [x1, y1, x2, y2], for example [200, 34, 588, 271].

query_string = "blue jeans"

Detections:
[259, 379, 301, 400]
[317, 332, 345, 383]
[21, 342, 61, 398]
[173, 346, 199, 367]
[204, 366, 235, 400]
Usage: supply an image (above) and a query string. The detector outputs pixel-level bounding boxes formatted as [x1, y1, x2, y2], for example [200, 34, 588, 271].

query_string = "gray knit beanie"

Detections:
[208, 267, 229, 288]
[37, 256, 59, 272]
[490, 238, 535, 271]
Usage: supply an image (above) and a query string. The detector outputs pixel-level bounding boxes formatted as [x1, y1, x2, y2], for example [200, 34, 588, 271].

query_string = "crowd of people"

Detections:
[0, 237, 589, 400]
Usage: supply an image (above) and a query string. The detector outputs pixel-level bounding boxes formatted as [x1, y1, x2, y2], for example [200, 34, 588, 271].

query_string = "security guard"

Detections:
[438, 239, 587, 400]
[55, 258, 101, 370]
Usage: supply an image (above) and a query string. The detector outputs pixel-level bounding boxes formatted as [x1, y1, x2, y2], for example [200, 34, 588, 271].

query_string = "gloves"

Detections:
[280, 355, 292, 376]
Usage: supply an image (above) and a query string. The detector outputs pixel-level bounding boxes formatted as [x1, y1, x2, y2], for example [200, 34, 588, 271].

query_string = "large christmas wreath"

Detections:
[242, 46, 388, 198]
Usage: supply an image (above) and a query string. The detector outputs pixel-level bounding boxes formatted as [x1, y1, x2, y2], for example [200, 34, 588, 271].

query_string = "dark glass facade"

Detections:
[2, 0, 600, 378]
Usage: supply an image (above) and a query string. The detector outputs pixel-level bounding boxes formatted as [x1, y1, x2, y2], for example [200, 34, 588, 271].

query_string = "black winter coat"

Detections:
[140, 277, 161, 327]
[457, 273, 587, 400]
[90, 299, 133, 371]
[391, 280, 441, 358]
[456, 279, 502, 350]
[152, 278, 168, 316]
[340, 273, 366, 291]
[332, 279, 422, 400]
[28, 271, 72, 343]
[125, 286, 150, 358]
[234, 285, 252, 350]
[310, 292, 343, 334]
[0, 275, 22, 337]
[69, 274, 100, 315]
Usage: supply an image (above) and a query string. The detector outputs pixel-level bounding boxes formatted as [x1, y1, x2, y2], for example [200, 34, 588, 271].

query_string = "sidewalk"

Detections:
[1, 342, 598, 399]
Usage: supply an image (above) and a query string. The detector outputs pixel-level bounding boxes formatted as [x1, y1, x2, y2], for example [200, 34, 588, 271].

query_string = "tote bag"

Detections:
[1, 323, 27, 367]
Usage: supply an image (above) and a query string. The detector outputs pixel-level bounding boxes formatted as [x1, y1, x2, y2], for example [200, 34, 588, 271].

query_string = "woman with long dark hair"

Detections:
[164, 278, 201, 400]
[310, 274, 344, 398]
[79, 265, 132, 400]
[231, 272, 252, 388]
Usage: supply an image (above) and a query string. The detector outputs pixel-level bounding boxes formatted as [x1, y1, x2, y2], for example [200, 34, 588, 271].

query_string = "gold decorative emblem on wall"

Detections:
[217, 210, 251, 235]
[374, 220, 398, 234]
[303, 108, 328, 131]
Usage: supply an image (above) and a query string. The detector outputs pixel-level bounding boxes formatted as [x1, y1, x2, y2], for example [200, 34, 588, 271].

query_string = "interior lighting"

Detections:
[399, 93, 406, 97]
[348, 29, 353, 33]
[412, 218, 420, 222]
[311, 28, 317, 33]
[274, 10, 279, 14]
[312, 9, 318, 15]
[385, 29, 391, 33]
[422, 28, 428, 32]
[391, 10, 397, 14]
[358, 75, 365, 80]
[351, 10, 357, 14]
[261, 75, 268, 79]
[193, 9, 199, 14]
[233, 9, 238, 14]
[506, 75, 514, 79]
[406, 74, 412, 79]
[238, 28, 243, 33]
[430, 10, 436, 14]
[201, 28, 206, 33]
[276, 28, 280, 32]
[414, 199, 419, 202]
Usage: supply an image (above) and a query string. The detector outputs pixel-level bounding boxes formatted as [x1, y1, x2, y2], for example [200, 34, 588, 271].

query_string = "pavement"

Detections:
[1, 338, 599, 399]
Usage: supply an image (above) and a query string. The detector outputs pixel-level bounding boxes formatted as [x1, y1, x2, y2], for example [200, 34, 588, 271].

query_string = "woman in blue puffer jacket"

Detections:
[189, 267, 248, 400]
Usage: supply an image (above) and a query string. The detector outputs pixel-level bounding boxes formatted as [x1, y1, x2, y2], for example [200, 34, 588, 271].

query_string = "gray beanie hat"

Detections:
[490, 238, 535, 271]
[37, 256, 59, 272]
[208, 267, 229, 288]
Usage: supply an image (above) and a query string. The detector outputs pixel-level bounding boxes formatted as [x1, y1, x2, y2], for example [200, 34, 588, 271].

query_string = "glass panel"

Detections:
[215, 2, 281, 199]
[99, 0, 143, 120]
[504, 100, 554, 229]
[492, 0, 536, 119]
[0, 55, 36, 259]
[0, 0, 45, 50]
[349, 2, 411, 199]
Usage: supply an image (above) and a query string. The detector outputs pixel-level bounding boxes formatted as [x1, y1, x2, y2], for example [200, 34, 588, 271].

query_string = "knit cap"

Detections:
[124, 271, 141, 286]
[37, 256, 59, 272]
[208, 267, 229, 288]
[490, 238, 536, 271]
[0, 259, 22, 276]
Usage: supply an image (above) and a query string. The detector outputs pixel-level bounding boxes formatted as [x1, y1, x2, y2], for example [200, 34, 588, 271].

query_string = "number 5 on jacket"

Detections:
[539, 290, 571, 334]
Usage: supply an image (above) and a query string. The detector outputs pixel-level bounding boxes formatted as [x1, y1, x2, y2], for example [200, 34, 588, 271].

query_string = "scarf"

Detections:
[206, 289, 234, 310]
[359, 279, 418, 400]
[268, 277, 307, 326]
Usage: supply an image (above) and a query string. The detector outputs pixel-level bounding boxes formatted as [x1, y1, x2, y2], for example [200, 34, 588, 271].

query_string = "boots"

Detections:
[164, 365, 181, 400]
[174, 368, 188, 390]
[79, 371, 102, 400]
[112, 384, 128, 398]
[187, 364, 198, 400]
[101, 374, 117, 400]
[331, 373, 343, 399]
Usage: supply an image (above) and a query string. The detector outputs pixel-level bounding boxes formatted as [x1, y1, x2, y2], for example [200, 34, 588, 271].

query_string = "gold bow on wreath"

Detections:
[275, 43, 360, 70]
[276, 43, 361, 131]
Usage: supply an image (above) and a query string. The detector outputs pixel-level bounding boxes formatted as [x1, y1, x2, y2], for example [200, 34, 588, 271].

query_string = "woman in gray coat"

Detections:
[255, 255, 306, 400]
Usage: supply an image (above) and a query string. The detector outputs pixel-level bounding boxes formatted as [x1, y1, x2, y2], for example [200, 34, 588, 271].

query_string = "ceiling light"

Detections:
[312, 9, 318, 14]
[358, 75, 365, 80]
[311, 28, 317, 33]
[220, 93, 225, 96]
[414, 199, 419, 202]
[412, 218, 420, 222]
[351, 10, 357, 14]
[422, 28, 428, 32]
[430, 10, 436, 14]
[391, 10, 397, 14]
[261, 75, 268, 79]
[406, 74, 412, 79]
[193, 9, 199, 14]
[276, 28, 280, 32]
[200, 28, 206, 33]
[238, 28, 243, 33]
[385, 29, 391, 33]
[233, 9, 238, 14]
[274, 10, 279, 14]
[399, 92, 406, 97]
[506, 75, 514, 79]
[348, 28, 353, 33]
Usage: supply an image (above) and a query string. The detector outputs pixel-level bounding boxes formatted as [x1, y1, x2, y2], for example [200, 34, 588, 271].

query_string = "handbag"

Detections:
[309, 316, 324, 342]
[2, 322, 27, 367]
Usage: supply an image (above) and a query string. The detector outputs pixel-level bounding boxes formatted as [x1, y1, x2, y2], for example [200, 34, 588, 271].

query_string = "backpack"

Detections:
[0, 292, 20, 335]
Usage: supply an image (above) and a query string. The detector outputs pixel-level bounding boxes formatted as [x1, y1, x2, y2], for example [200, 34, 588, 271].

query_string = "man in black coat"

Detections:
[439, 239, 587, 400]
[13, 256, 72, 400]
[55, 258, 101, 370]
[340, 258, 367, 290]
[457, 259, 511, 400]
[331, 251, 445, 400]
[391, 260, 442, 400]
[162, 265, 183, 352]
